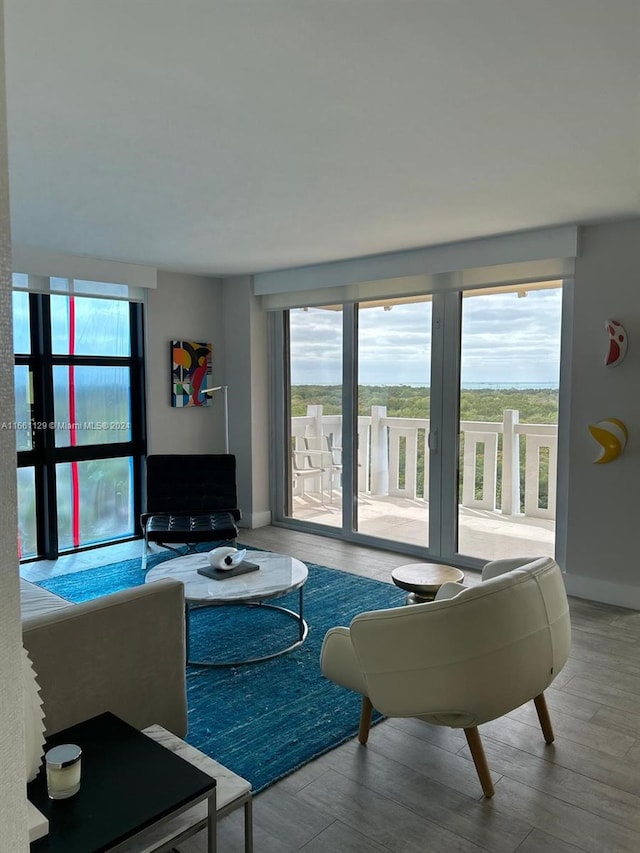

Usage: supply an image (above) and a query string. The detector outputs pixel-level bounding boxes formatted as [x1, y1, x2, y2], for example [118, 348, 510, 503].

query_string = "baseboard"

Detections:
[238, 510, 272, 530]
[563, 572, 640, 611]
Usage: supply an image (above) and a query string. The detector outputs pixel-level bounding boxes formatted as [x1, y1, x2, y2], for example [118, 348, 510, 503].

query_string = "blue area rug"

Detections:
[37, 546, 406, 792]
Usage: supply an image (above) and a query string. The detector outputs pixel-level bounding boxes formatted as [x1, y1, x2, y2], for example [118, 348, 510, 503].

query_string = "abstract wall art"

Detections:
[605, 319, 628, 367]
[588, 417, 628, 464]
[171, 340, 213, 407]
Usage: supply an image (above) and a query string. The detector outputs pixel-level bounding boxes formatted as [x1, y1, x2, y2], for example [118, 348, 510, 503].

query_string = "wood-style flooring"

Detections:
[23, 527, 640, 852]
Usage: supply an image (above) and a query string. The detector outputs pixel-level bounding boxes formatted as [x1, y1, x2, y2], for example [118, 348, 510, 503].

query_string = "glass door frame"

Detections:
[271, 301, 449, 562]
[270, 281, 570, 570]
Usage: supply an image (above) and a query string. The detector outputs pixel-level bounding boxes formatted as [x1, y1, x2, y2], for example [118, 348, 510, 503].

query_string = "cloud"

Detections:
[290, 287, 562, 386]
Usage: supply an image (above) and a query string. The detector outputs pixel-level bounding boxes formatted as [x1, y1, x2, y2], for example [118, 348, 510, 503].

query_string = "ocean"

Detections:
[460, 382, 558, 390]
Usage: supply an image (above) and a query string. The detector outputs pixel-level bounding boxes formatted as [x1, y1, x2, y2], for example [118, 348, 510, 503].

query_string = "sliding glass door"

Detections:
[456, 285, 561, 561]
[287, 306, 342, 527]
[355, 299, 432, 548]
[275, 280, 563, 567]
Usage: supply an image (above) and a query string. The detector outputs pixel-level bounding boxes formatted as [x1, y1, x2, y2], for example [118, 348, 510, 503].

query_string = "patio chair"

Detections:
[291, 448, 326, 505]
[320, 555, 571, 797]
[140, 454, 241, 571]
[303, 434, 342, 502]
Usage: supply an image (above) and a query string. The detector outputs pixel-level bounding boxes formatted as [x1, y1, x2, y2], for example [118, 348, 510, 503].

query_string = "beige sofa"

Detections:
[21, 579, 257, 852]
[20, 577, 188, 738]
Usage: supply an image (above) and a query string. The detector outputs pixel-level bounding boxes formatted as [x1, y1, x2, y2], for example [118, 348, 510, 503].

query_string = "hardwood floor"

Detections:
[22, 527, 640, 852]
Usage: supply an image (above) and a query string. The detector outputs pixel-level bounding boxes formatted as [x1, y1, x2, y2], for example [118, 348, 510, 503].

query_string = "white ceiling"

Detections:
[4, 1, 640, 276]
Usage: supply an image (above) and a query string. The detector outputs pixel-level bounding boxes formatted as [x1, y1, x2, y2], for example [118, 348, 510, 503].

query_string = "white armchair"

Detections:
[320, 555, 571, 797]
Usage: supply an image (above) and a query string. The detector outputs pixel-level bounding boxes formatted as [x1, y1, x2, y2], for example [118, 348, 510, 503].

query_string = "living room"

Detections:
[2, 2, 640, 851]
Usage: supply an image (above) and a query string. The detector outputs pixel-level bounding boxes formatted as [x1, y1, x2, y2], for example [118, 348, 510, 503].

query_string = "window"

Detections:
[12, 280, 146, 559]
[275, 282, 565, 568]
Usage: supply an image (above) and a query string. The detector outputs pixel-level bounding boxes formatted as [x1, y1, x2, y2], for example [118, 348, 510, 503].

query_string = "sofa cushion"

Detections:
[20, 578, 72, 620]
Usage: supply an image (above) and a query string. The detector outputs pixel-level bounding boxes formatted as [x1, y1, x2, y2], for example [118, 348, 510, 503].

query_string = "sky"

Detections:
[12, 280, 564, 389]
[12, 285, 131, 357]
[290, 287, 563, 387]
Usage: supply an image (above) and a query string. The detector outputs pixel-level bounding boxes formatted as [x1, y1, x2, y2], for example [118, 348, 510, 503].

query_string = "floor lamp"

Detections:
[203, 385, 229, 453]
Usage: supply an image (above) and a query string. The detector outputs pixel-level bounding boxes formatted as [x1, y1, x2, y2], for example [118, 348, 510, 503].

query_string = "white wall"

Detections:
[0, 0, 29, 843]
[145, 271, 226, 455]
[563, 219, 640, 607]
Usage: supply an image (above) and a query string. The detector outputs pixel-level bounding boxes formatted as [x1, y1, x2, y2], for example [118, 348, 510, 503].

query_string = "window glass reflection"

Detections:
[12, 290, 30, 354]
[56, 457, 134, 550]
[14, 366, 33, 451]
[53, 366, 131, 446]
[51, 294, 130, 356]
[17, 467, 37, 558]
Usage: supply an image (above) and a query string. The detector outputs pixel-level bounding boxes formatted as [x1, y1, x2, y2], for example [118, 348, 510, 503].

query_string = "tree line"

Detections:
[291, 385, 559, 423]
[291, 385, 558, 510]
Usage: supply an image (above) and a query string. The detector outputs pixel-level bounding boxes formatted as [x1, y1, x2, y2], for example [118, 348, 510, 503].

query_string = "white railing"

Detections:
[292, 405, 557, 519]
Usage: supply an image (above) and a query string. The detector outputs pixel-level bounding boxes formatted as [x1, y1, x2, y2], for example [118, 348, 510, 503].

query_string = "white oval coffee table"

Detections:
[145, 550, 309, 666]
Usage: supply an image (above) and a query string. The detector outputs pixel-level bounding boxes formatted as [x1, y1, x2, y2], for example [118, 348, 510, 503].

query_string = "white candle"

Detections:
[45, 744, 82, 800]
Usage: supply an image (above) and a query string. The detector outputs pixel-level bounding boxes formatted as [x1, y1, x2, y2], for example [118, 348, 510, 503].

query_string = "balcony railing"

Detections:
[292, 405, 557, 520]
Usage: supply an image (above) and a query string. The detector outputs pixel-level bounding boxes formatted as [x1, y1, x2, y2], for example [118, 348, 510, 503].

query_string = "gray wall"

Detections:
[145, 270, 270, 527]
[0, 0, 29, 843]
[563, 219, 640, 606]
[248, 280, 270, 526]
[222, 276, 270, 528]
[145, 271, 226, 455]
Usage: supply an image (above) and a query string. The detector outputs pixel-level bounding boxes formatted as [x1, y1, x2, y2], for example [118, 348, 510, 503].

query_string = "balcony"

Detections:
[291, 405, 556, 561]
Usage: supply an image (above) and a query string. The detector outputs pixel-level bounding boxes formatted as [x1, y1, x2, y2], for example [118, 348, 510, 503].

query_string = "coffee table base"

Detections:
[186, 590, 309, 667]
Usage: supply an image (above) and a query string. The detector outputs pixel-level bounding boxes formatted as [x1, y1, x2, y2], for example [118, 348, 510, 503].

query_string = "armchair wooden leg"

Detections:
[358, 696, 373, 745]
[533, 692, 555, 743]
[464, 727, 494, 798]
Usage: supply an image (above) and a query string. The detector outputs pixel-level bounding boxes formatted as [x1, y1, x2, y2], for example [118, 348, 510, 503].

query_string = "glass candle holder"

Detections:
[45, 743, 82, 800]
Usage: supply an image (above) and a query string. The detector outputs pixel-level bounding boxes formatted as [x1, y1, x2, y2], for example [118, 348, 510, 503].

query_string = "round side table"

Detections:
[391, 562, 465, 603]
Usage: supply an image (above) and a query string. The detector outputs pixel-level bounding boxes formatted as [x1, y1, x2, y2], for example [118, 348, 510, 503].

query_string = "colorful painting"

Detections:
[171, 340, 213, 407]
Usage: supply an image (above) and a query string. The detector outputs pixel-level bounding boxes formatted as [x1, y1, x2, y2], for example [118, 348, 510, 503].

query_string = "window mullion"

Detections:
[129, 302, 146, 535]
[30, 293, 58, 557]
[437, 291, 463, 561]
[342, 303, 356, 535]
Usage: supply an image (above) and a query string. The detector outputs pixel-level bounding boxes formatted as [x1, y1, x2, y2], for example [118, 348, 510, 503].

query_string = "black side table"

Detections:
[28, 712, 217, 852]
